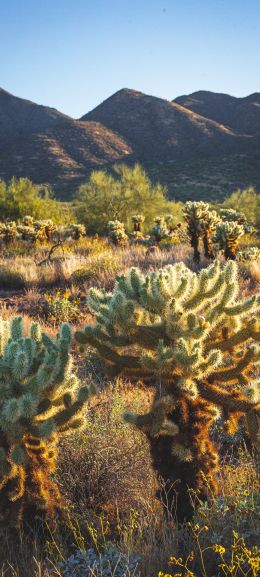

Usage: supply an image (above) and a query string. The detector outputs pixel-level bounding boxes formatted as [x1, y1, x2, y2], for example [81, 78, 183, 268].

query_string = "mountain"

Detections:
[174, 90, 260, 135]
[0, 86, 259, 201]
[0, 87, 132, 197]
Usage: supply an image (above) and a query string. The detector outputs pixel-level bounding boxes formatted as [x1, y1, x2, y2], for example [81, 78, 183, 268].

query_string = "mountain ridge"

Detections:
[0, 86, 259, 200]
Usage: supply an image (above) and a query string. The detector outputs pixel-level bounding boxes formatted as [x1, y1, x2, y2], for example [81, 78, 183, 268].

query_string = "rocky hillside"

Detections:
[0, 87, 132, 197]
[174, 90, 260, 135]
[0, 86, 259, 200]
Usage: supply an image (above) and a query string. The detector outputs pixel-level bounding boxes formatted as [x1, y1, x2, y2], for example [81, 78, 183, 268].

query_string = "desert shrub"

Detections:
[75, 164, 169, 234]
[46, 289, 80, 322]
[0, 177, 71, 223]
[76, 261, 259, 522]
[70, 253, 121, 287]
[60, 544, 140, 577]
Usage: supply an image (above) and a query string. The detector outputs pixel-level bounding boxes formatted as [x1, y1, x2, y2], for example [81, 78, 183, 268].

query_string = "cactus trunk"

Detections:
[202, 230, 214, 259]
[141, 395, 218, 521]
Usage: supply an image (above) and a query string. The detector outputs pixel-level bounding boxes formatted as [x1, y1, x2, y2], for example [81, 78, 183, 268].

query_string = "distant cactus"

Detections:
[151, 217, 169, 243]
[213, 221, 245, 260]
[0, 221, 17, 244]
[34, 219, 56, 242]
[183, 202, 209, 262]
[22, 215, 34, 228]
[200, 210, 220, 259]
[164, 214, 180, 234]
[107, 221, 128, 245]
[132, 214, 145, 233]
[237, 247, 260, 262]
[76, 261, 259, 521]
[220, 208, 256, 235]
[65, 224, 86, 240]
[0, 316, 94, 527]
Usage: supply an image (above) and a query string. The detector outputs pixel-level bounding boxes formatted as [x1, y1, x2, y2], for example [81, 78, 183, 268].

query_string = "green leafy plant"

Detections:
[76, 261, 259, 521]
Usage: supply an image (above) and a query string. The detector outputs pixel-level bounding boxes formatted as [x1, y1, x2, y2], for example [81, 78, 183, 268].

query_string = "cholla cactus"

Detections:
[213, 221, 245, 260]
[237, 247, 260, 262]
[183, 202, 210, 262]
[132, 215, 145, 233]
[107, 221, 128, 245]
[22, 215, 34, 228]
[76, 261, 259, 520]
[164, 214, 180, 233]
[34, 219, 56, 242]
[220, 209, 247, 225]
[0, 316, 94, 526]
[151, 217, 169, 243]
[0, 221, 17, 244]
[200, 210, 220, 259]
[220, 209, 255, 235]
[65, 224, 86, 240]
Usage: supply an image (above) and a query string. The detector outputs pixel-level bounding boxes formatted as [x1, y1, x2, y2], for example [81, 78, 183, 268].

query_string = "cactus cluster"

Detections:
[65, 223, 86, 240]
[132, 214, 145, 232]
[0, 216, 57, 244]
[183, 202, 211, 262]
[76, 261, 259, 520]
[0, 316, 93, 526]
[107, 221, 128, 245]
[0, 221, 18, 244]
[213, 221, 245, 260]
[183, 202, 256, 261]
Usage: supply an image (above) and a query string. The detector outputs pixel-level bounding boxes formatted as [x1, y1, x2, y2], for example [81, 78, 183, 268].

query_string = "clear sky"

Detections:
[0, 0, 259, 118]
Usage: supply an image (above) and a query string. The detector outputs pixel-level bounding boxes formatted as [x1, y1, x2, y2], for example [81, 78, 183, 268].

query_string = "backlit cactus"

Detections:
[107, 220, 128, 245]
[132, 215, 145, 233]
[65, 223, 86, 240]
[0, 221, 17, 244]
[76, 261, 259, 520]
[34, 219, 56, 242]
[151, 217, 170, 243]
[183, 202, 209, 262]
[0, 316, 94, 527]
[213, 221, 245, 260]
[200, 209, 220, 259]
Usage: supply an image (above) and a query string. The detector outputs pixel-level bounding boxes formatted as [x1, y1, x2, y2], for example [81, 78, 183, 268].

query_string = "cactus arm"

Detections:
[197, 381, 259, 412]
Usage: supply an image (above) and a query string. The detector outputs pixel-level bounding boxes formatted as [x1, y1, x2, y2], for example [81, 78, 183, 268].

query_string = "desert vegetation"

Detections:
[0, 171, 259, 577]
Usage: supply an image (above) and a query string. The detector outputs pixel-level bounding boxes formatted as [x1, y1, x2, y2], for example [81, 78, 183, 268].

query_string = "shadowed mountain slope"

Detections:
[0, 86, 259, 200]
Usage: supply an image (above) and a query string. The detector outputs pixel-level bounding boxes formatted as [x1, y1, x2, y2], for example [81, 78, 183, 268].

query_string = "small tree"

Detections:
[76, 262, 259, 521]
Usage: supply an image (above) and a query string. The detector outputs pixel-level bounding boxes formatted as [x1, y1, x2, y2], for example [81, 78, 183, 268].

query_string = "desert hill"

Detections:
[0, 86, 259, 200]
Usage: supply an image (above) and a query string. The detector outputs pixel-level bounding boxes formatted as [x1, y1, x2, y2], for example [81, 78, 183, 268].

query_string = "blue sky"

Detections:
[0, 0, 259, 118]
